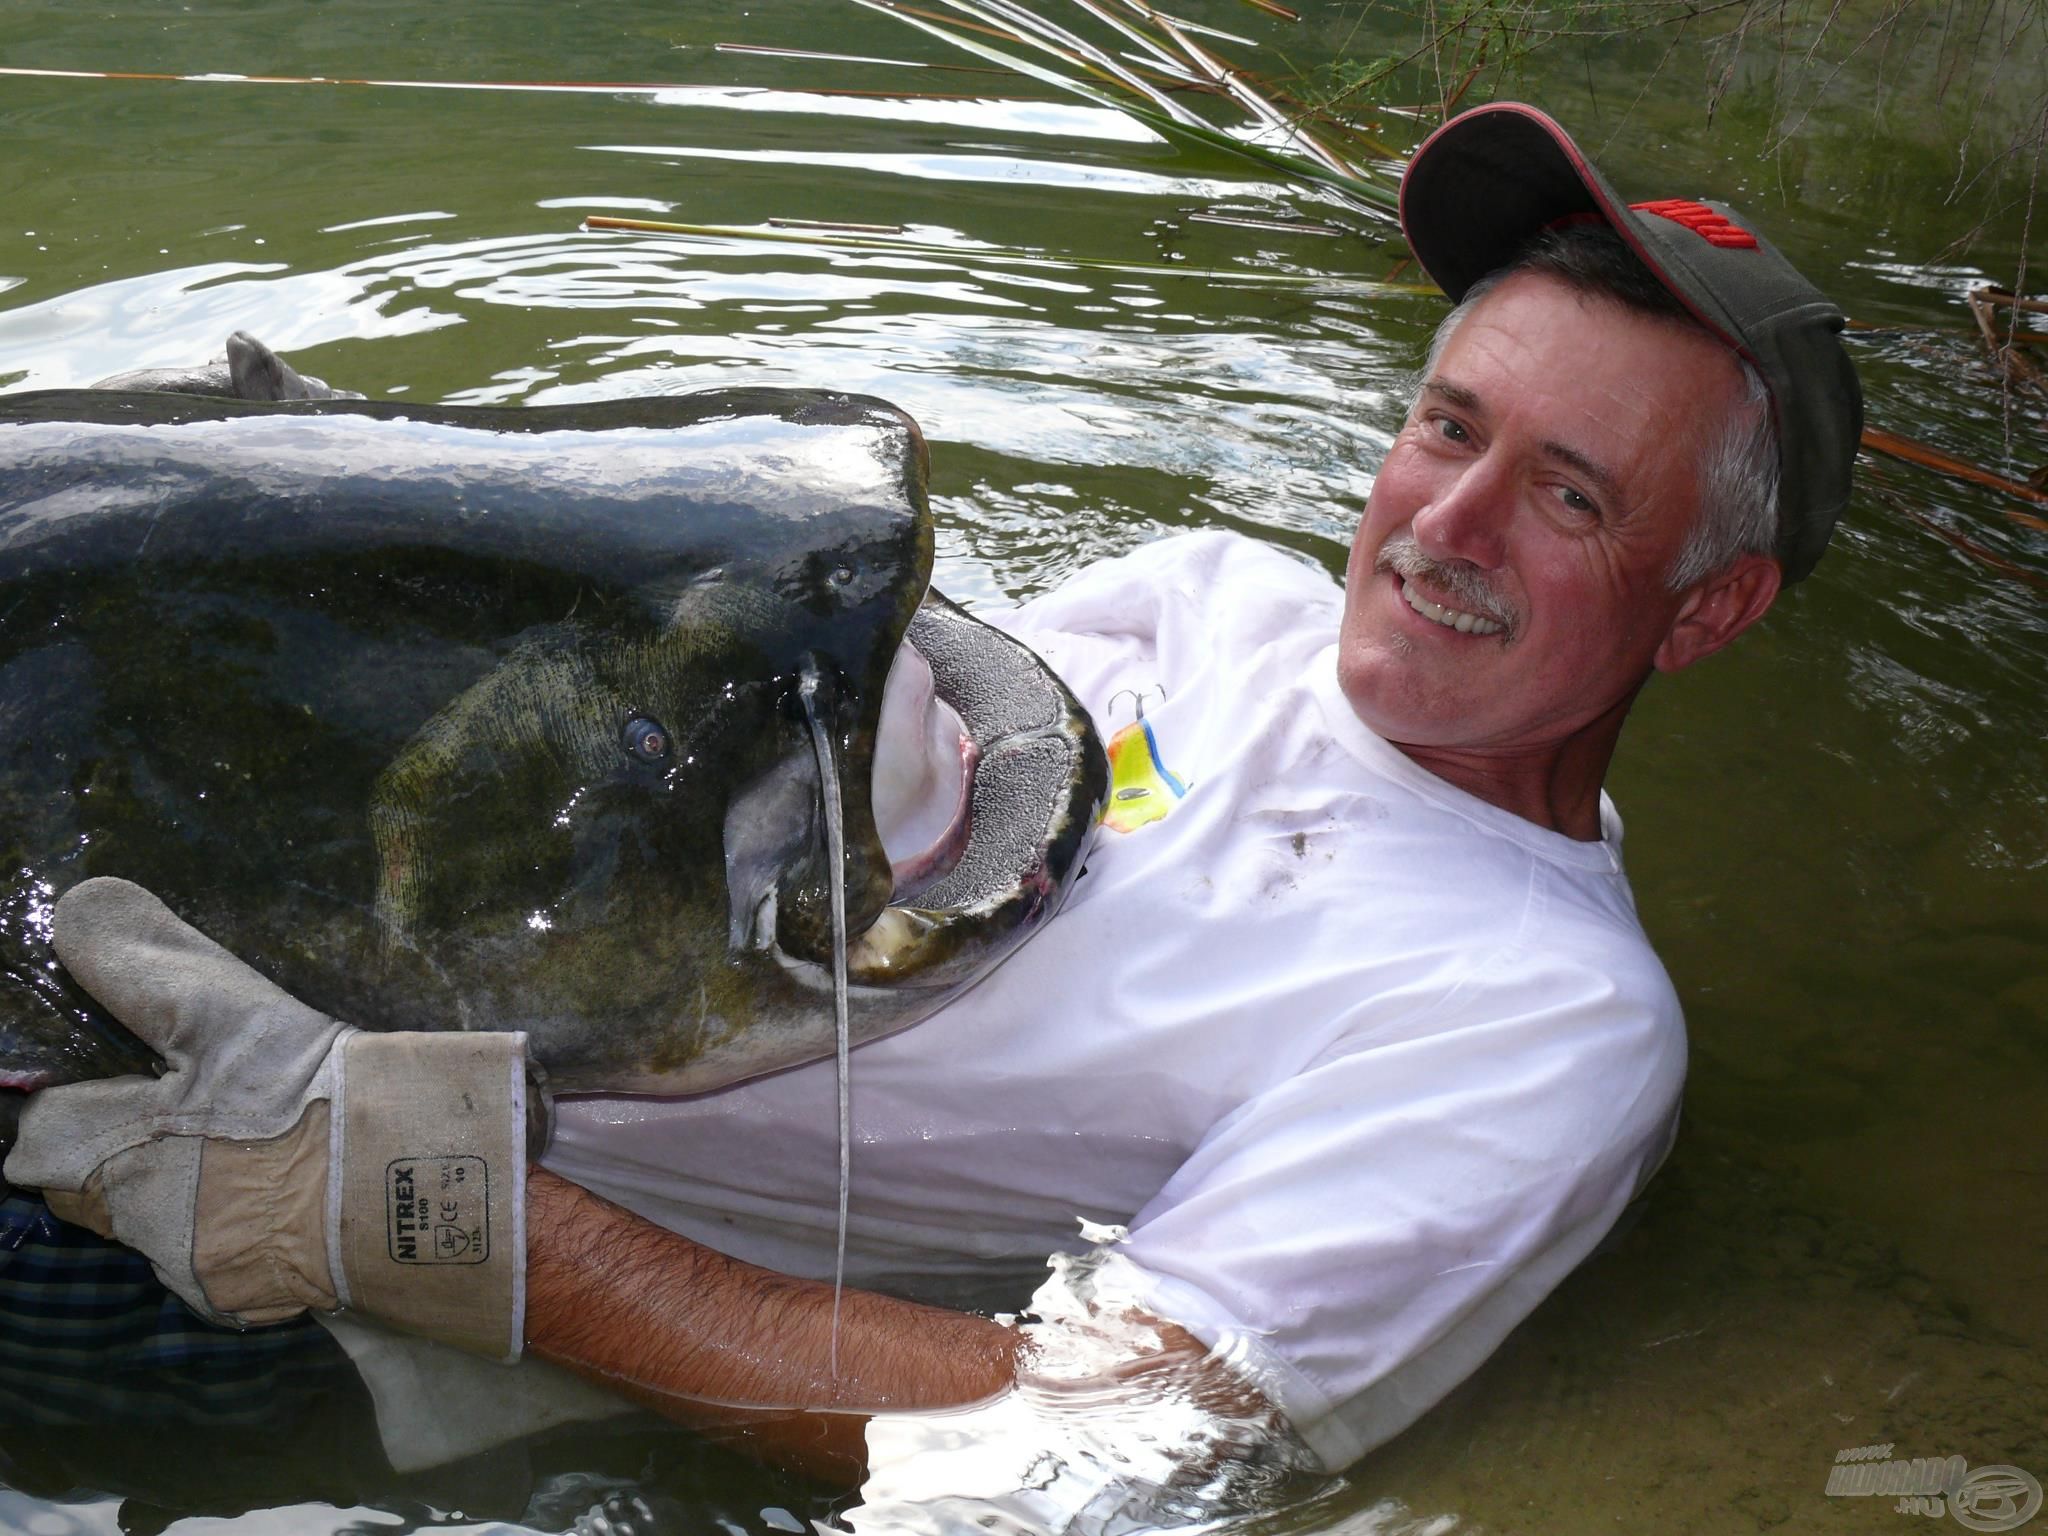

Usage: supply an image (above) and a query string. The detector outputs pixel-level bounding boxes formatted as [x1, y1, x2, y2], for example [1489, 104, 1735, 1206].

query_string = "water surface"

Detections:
[1, 1, 2043, 1531]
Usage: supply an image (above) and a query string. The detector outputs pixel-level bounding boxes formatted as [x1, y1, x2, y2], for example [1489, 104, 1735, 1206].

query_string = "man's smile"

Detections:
[1372, 530, 1517, 642]
[1395, 572, 1508, 636]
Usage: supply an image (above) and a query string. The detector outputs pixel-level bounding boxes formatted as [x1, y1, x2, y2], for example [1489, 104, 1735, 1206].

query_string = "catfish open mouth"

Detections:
[849, 591, 1105, 983]
[732, 591, 1105, 991]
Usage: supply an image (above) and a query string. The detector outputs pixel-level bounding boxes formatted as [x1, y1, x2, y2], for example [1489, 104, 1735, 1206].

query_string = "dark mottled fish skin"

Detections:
[0, 387, 943, 1130]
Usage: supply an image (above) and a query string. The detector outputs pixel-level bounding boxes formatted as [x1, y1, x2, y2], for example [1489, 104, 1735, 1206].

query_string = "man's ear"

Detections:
[1653, 553, 1782, 674]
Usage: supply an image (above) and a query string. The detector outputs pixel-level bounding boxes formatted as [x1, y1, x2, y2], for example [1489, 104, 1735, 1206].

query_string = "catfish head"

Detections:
[365, 431, 933, 1076]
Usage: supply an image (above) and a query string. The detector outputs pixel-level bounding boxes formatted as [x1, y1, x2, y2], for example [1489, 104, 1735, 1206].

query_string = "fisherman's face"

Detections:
[1338, 271, 1750, 758]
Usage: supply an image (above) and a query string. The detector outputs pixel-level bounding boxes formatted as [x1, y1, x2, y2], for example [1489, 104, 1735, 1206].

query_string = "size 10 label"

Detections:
[385, 1156, 490, 1264]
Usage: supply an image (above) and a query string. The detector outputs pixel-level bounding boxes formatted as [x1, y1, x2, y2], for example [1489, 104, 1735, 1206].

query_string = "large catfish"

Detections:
[0, 381, 1105, 1151]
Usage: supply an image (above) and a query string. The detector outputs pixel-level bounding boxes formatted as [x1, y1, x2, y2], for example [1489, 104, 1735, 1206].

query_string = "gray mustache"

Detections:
[1373, 533, 1517, 638]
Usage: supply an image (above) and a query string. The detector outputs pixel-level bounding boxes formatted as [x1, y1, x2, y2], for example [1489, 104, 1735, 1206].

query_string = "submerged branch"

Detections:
[1879, 489, 2048, 591]
[1863, 426, 2048, 526]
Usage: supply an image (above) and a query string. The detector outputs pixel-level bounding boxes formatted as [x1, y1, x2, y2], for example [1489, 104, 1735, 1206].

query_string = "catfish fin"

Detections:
[225, 332, 361, 401]
[87, 334, 362, 401]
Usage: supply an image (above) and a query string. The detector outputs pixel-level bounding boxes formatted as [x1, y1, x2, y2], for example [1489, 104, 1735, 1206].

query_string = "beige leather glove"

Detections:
[1, 877, 534, 1361]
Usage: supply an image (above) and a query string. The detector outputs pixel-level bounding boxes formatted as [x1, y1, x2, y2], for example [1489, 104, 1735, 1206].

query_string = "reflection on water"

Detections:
[1, 0, 2044, 1530]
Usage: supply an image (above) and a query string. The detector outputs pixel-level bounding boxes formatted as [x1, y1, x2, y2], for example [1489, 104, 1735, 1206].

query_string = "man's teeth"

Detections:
[1401, 577, 1503, 636]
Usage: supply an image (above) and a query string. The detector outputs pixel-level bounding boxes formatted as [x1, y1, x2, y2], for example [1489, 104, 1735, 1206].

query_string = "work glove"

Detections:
[1, 877, 540, 1361]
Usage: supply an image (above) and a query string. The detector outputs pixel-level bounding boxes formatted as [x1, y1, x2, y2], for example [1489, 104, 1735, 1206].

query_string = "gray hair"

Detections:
[1419, 226, 1780, 592]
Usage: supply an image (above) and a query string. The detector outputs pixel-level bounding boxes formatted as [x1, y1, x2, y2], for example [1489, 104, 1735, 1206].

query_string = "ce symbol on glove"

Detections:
[2, 877, 547, 1361]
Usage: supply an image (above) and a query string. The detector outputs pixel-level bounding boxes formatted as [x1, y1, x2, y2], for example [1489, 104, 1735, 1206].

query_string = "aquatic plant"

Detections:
[847, 0, 1408, 213]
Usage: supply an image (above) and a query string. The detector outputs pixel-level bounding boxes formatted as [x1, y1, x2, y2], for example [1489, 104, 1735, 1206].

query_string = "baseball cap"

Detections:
[1399, 102, 1862, 584]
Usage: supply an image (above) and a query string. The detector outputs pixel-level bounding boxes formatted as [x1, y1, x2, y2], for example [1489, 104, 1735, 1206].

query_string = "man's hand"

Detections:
[1, 877, 534, 1359]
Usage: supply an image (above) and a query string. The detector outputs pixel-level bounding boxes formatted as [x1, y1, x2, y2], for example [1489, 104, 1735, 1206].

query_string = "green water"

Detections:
[1, 1, 2043, 1531]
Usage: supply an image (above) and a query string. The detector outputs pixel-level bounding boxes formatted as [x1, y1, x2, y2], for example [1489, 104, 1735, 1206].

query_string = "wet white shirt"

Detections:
[546, 530, 1686, 1471]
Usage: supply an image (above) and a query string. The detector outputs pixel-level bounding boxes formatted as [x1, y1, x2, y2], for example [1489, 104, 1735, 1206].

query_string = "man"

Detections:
[3, 101, 1860, 1515]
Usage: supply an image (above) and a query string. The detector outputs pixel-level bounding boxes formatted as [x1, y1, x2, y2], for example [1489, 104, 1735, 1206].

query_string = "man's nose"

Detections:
[1412, 459, 1511, 570]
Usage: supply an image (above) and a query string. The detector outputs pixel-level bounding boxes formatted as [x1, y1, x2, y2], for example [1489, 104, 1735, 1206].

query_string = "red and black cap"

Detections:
[1399, 102, 1861, 585]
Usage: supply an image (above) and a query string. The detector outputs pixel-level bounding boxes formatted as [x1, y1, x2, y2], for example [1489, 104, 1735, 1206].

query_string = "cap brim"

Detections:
[1401, 105, 1838, 403]
[1400, 104, 1637, 303]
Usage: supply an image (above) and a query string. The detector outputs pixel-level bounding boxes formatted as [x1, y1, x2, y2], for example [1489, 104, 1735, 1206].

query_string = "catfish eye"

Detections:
[621, 715, 670, 764]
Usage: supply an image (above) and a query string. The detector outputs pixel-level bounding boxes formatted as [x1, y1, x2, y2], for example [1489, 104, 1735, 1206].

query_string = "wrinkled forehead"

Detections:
[1424, 270, 1751, 421]
[1456, 262, 1744, 355]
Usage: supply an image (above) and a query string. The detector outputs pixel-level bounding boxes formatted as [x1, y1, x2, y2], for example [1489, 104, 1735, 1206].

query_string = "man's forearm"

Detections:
[524, 1167, 1020, 1483]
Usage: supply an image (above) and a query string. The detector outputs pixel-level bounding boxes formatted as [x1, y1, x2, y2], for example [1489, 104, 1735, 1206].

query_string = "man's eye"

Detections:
[1557, 486, 1599, 517]
[1434, 417, 1471, 444]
